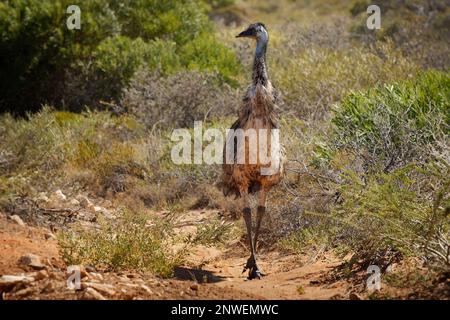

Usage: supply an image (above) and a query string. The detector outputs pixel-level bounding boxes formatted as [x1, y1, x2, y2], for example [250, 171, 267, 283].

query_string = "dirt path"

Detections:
[184, 248, 351, 299]
[171, 210, 354, 300]
[0, 209, 355, 300]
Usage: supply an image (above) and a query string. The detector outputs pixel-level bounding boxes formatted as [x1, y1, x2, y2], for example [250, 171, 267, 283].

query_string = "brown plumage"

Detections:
[221, 23, 285, 279]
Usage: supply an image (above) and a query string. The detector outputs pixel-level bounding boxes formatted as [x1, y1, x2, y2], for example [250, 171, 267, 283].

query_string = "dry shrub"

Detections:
[273, 39, 418, 120]
[58, 210, 184, 277]
[122, 69, 241, 129]
[350, 0, 450, 70]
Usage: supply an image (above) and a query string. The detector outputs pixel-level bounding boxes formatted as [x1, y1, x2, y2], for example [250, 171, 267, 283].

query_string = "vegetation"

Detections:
[281, 71, 450, 272]
[58, 210, 183, 277]
[0, 0, 448, 292]
[0, 0, 240, 114]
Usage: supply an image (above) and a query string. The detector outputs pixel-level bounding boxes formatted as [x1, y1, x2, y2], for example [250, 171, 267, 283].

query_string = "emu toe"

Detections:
[248, 266, 265, 280]
[243, 256, 265, 280]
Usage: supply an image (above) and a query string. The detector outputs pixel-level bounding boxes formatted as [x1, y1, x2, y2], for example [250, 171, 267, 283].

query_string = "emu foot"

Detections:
[242, 256, 265, 280]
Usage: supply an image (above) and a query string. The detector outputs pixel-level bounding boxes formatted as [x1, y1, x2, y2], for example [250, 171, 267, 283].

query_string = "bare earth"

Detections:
[0, 208, 364, 300]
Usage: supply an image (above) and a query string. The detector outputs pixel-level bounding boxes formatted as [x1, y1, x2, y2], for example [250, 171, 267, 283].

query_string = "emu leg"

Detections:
[242, 206, 262, 280]
[250, 190, 267, 277]
[253, 206, 265, 254]
[253, 189, 267, 253]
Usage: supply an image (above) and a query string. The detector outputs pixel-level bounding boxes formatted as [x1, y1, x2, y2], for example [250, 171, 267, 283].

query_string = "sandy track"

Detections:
[0, 210, 354, 300]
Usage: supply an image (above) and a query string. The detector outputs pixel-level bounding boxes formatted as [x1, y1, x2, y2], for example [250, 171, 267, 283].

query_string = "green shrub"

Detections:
[0, 0, 121, 113]
[0, 0, 240, 114]
[330, 71, 450, 172]
[180, 32, 241, 84]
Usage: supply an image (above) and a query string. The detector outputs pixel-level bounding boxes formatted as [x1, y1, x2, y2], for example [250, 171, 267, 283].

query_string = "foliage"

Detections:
[58, 210, 184, 277]
[191, 219, 236, 246]
[331, 71, 450, 172]
[0, 0, 240, 114]
[271, 29, 418, 119]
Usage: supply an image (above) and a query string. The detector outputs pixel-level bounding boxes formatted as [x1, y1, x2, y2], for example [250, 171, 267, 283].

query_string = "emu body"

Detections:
[221, 23, 284, 279]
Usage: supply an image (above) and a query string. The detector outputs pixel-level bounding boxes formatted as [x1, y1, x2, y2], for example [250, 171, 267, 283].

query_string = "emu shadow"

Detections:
[174, 267, 227, 283]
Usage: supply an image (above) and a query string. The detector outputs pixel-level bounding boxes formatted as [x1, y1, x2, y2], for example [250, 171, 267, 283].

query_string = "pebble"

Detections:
[44, 232, 57, 240]
[14, 287, 35, 297]
[19, 253, 46, 270]
[84, 287, 107, 300]
[10, 215, 25, 226]
[190, 284, 199, 291]
[140, 284, 153, 295]
[54, 190, 67, 201]
[34, 270, 49, 281]
[349, 292, 362, 300]
[84, 282, 116, 297]
[0, 275, 34, 290]
[85, 265, 96, 273]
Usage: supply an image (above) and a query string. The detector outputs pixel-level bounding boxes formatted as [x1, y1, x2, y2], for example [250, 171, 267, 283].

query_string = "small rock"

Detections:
[41, 282, 55, 294]
[13, 286, 35, 297]
[10, 215, 25, 226]
[88, 272, 103, 282]
[0, 275, 34, 290]
[349, 292, 361, 300]
[85, 282, 116, 296]
[54, 189, 67, 201]
[190, 284, 199, 291]
[44, 232, 57, 240]
[85, 265, 96, 273]
[69, 199, 80, 206]
[140, 284, 153, 295]
[19, 254, 46, 270]
[36, 193, 50, 203]
[34, 270, 49, 281]
[77, 195, 93, 208]
[84, 287, 106, 300]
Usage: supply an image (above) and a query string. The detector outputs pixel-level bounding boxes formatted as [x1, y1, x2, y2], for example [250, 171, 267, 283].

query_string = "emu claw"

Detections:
[242, 257, 265, 280]
[248, 267, 264, 280]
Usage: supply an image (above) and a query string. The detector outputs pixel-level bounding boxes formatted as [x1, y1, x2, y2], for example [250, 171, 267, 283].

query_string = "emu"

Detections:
[221, 23, 284, 279]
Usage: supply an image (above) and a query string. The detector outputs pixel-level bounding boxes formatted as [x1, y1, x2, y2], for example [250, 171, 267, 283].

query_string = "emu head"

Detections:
[236, 22, 268, 43]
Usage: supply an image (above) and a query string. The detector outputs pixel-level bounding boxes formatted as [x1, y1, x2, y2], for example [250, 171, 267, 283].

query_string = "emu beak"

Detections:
[236, 28, 255, 38]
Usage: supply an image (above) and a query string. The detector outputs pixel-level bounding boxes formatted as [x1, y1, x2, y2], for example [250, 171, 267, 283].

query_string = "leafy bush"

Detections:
[0, 0, 240, 114]
[180, 32, 241, 84]
[277, 71, 450, 272]
[330, 71, 450, 172]
[0, 0, 121, 113]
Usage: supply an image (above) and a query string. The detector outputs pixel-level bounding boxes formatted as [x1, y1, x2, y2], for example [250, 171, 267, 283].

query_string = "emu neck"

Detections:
[252, 39, 268, 86]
